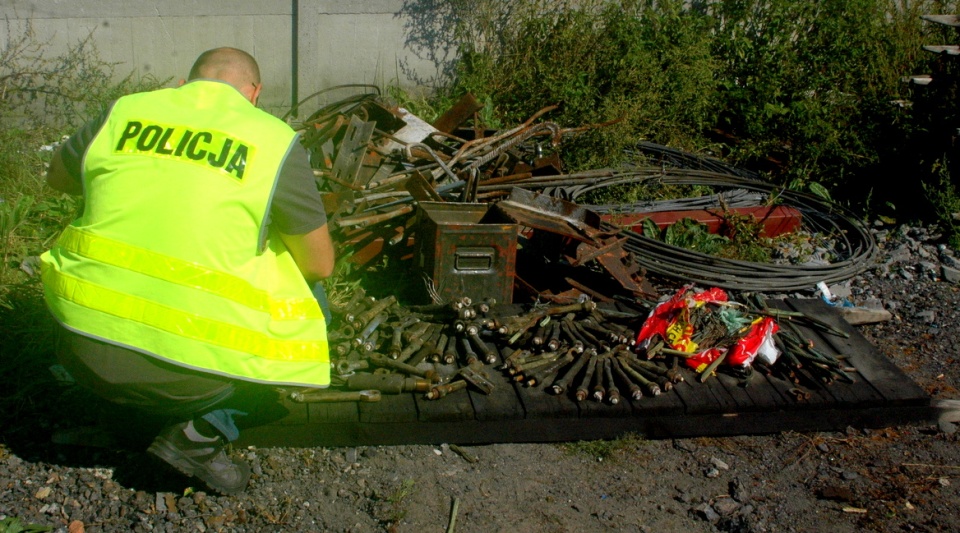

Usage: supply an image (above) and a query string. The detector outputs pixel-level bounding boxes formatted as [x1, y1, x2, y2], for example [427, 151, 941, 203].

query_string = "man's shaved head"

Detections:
[188, 47, 261, 89]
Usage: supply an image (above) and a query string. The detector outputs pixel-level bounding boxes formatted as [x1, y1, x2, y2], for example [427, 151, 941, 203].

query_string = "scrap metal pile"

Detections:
[281, 89, 869, 405]
[293, 88, 652, 304]
[294, 88, 876, 297]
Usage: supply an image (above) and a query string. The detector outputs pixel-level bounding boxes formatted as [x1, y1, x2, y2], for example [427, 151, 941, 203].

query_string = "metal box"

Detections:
[415, 202, 518, 305]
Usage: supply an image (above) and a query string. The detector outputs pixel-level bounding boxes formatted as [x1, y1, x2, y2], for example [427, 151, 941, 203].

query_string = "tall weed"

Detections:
[0, 23, 165, 307]
[0, 24, 169, 439]
[711, 0, 934, 194]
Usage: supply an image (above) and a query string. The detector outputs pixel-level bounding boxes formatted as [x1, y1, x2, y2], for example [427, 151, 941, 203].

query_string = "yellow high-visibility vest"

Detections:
[41, 80, 330, 387]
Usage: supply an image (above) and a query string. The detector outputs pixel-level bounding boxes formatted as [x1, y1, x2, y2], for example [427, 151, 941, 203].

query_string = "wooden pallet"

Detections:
[238, 299, 932, 447]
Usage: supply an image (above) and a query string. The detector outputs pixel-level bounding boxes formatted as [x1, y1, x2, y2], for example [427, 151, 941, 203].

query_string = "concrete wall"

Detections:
[1, 1, 449, 117]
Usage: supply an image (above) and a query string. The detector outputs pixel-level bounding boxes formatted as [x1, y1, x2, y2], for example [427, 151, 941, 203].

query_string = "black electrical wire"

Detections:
[627, 141, 763, 181]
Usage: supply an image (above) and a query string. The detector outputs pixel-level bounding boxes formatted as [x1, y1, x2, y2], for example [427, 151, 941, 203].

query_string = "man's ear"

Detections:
[251, 83, 262, 106]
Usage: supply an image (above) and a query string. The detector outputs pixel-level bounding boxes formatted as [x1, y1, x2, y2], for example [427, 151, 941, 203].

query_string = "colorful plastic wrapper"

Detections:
[634, 285, 780, 372]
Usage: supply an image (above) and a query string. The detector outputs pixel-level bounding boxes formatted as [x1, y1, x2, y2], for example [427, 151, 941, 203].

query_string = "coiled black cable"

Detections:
[566, 170, 877, 292]
[476, 141, 877, 292]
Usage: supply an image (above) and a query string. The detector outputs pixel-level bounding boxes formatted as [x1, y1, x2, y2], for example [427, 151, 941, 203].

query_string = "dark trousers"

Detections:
[54, 282, 329, 441]
[56, 329, 286, 442]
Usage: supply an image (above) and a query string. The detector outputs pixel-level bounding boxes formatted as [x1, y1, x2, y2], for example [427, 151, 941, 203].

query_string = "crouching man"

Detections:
[41, 47, 334, 494]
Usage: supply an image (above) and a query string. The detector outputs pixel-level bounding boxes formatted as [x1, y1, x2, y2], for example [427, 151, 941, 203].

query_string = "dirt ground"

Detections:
[1, 223, 958, 533]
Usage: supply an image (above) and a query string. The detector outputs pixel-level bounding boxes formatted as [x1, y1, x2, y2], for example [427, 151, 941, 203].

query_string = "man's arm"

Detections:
[46, 105, 112, 196]
[279, 223, 335, 284]
[272, 142, 335, 284]
[46, 146, 83, 196]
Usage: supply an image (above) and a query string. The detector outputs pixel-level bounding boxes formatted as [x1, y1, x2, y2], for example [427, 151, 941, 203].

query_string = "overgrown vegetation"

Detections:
[0, 516, 52, 533]
[924, 161, 960, 248]
[380, 478, 416, 529]
[437, 0, 959, 232]
[641, 214, 776, 263]
[444, 0, 719, 170]
[0, 23, 167, 308]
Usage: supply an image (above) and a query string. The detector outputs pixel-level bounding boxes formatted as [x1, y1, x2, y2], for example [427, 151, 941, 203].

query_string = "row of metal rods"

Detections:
[329, 293, 667, 402]
[327, 288, 856, 403]
[494, 308, 676, 405]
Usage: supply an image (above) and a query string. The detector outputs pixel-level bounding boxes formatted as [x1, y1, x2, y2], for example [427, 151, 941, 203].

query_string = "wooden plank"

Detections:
[631, 391, 686, 417]
[574, 358, 634, 419]
[237, 422, 361, 448]
[781, 301, 885, 408]
[515, 378, 580, 419]
[411, 359, 478, 423]
[245, 296, 932, 448]
[788, 367, 841, 405]
[669, 376, 720, 415]
[713, 371, 775, 412]
[415, 383, 476, 422]
[468, 362, 526, 421]
[241, 401, 937, 447]
[764, 299, 845, 408]
[359, 391, 418, 424]
[748, 368, 803, 409]
[698, 373, 743, 413]
[576, 392, 633, 419]
[507, 342, 581, 420]
[271, 395, 311, 425]
[788, 298, 928, 405]
[306, 401, 359, 424]
[663, 362, 741, 414]
[625, 375, 687, 416]
[708, 370, 758, 411]
[356, 422, 429, 446]
[637, 404, 936, 440]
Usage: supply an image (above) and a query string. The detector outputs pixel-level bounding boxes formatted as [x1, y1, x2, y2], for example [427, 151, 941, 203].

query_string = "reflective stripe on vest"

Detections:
[55, 225, 322, 321]
[43, 268, 323, 361]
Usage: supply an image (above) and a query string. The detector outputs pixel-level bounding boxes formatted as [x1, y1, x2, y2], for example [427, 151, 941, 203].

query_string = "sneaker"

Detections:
[147, 420, 251, 495]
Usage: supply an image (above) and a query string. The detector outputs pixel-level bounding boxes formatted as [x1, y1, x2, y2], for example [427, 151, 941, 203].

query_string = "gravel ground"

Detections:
[1, 223, 958, 533]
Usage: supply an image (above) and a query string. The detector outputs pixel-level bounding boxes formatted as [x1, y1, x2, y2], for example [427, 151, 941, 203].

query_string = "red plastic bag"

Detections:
[635, 285, 780, 372]
[684, 316, 780, 372]
[635, 285, 728, 354]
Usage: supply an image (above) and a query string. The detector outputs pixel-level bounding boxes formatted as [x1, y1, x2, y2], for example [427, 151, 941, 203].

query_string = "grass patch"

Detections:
[640, 212, 779, 263]
[559, 432, 647, 461]
[381, 478, 416, 529]
[0, 25, 167, 444]
[0, 287, 63, 442]
[0, 516, 53, 533]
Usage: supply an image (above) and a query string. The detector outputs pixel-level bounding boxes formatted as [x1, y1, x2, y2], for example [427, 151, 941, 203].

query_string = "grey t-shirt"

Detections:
[59, 103, 327, 234]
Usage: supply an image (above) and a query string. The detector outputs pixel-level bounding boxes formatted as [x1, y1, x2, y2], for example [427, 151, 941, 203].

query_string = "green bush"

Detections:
[923, 159, 960, 248]
[438, 0, 958, 232]
[711, 0, 933, 193]
[446, 0, 718, 169]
